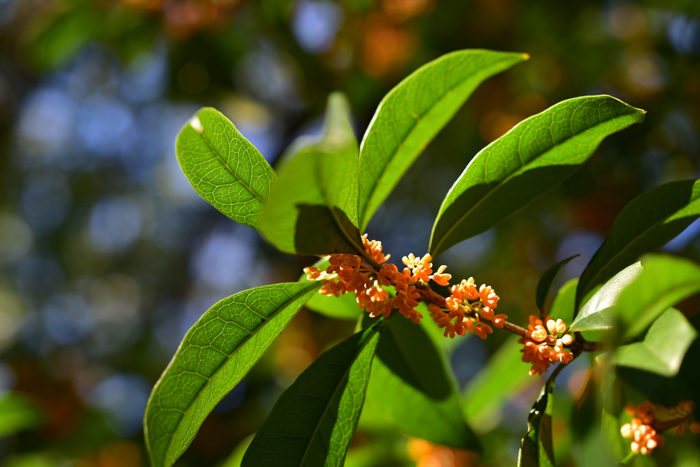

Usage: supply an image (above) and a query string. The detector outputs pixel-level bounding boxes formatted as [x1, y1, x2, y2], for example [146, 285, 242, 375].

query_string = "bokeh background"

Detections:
[1, 0, 700, 465]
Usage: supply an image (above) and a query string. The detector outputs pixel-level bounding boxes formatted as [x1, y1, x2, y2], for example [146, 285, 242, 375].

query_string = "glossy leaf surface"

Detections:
[176, 108, 277, 228]
[358, 49, 528, 229]
[577, 179, 700, 307]
[242, 322, 383, 467]
[364, 315, 480, 450]
[569, 262, 642, 332]
[536, 255, 579, 315]
[462, 336, 533, 428]
[144, 282, 321, 467]
[615, 308, 697, 376]
[430, 96, 645, 258]
[518, 373, 556, 467]
[259, 93, 362, 255]
[548, 278, 577, 324]
[616, 255, 700, 342]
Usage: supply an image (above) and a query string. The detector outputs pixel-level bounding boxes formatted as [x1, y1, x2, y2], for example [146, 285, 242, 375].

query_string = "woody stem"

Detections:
[652, 415, 692, 432]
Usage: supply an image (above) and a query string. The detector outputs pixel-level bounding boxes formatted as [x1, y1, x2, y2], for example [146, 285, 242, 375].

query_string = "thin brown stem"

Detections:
[652, 415, 692, 432]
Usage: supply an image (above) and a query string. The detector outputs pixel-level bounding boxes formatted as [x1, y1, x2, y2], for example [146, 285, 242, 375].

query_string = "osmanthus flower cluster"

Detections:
[620, 401, 700, 456]
[304, 236, 576, 376]
[518, 316, 574, 375]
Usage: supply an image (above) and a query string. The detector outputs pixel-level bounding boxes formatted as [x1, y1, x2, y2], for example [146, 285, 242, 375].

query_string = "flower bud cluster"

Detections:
[621, 402, 664, 455]
[427, 278, 505, 340]
[518, 316, 574, 375]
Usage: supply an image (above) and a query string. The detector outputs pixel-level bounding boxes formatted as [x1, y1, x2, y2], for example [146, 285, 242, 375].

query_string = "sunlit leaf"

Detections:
[616, 255, 700, 342]
[144, 282, 321, 467]
[518, 372, 556, 467]
[259, 93, 364, 256]
[363, 314, 480, 450]
[569, 262, 642, 332]
[429, 96, 645, 258]
[242, 322, 383, 467]
[577, 179, 700, 308]
[614, 308, 697, 377]
[176, 108, 277, 229]
[358, 49, 528, 230]
[462, 336, 534, 428]
[536, 255, 579, 315]
[300, 257, 362, 320]
[0, 392, 43, 437]
[548, 278, 577, 324]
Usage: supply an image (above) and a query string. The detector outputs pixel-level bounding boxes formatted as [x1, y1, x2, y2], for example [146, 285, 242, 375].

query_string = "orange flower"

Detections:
[431, 265, 451, 286]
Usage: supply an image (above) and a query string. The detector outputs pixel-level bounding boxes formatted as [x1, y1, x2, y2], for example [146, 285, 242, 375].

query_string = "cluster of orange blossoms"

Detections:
[621, 401, 700, 455]
[518, 316, 574, 375]
[303, 236, 505, 339]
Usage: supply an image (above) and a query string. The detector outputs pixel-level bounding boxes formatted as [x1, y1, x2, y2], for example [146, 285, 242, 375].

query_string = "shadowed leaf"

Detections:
[517, 372, 556, 467]
[536, 255, 579, 316]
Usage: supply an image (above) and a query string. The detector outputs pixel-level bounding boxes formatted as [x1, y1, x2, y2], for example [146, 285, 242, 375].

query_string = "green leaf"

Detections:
[614, 308, 697, 377]
[518, 373, 556, 467]
[241, 322, 383, 467]
[536, 255, 579, 315]
[616, 255, 700, 342]
[462, 336, 533, 428]
[358, 49, 528, 230]
[0, 393, 43, 437]
[259, 93, 364, 256]
[569, 262, 643, 332]
[577, 179, 700, 308]
[363, 314, 480, 450]
[300, 258, 362, 321]
[176, 108, 277, 229]
[144, 282, 321, 467]
[548, 278, 577, 324]
[429, 96, 645, 258]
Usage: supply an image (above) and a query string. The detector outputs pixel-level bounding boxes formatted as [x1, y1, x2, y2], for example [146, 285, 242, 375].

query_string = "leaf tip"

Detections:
[189, 116, 204, 134]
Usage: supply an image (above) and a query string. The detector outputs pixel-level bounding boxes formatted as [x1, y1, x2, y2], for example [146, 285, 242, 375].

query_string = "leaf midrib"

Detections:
[198, 127, 266, 204]
[359, 63, 507, 229]
[157, 282, 320, 466]
[579, 201, 700, 304]
[430, 107, 639, 257]
[298, 324, 381, 466]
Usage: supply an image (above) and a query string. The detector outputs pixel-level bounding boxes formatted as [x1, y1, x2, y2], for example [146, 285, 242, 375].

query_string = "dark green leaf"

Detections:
[144, 282, 321, 467]
[518, 373, 556, 467]
[363, 314, 480, 450]
[616, 254, 700, 342]
[548, 278, 577, 324]
[614, 308, 697, 377]
[536, 255, 579, 315]
[242, 322, 383, 467]
[462, 336, 534, 428]
[259, 93, 364, 256]
[300, 258, 362, 321]
[577, 179, 700, 308]
[569, 262, 642, 332]
[358, 50, 527, 230]
[176, 108, 277, 229]
[429, 96, 645, 258]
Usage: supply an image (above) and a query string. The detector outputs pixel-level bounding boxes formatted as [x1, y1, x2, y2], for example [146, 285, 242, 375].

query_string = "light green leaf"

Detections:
[364, 314, 480, 450]
[300, 257, 362, 321]
[241, 322, 383, 467]
[616, 255, 700, 342]
[0, 392, 43, 437]
[358, 49, 528, 230]
[144, 282, 321, 467]
[536, 255, 579, 315]
[259, 93, 364, 256]
[429, 96, 645, 258]
[549, 278, 577, 324]
[569, 262, 643, 332]
[614, 308, 697, 377]
[577, 179, 700, 308]
[176, 107, 277, 229]
[518, 373, 556, 467]
[462, 336, 533, 428]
